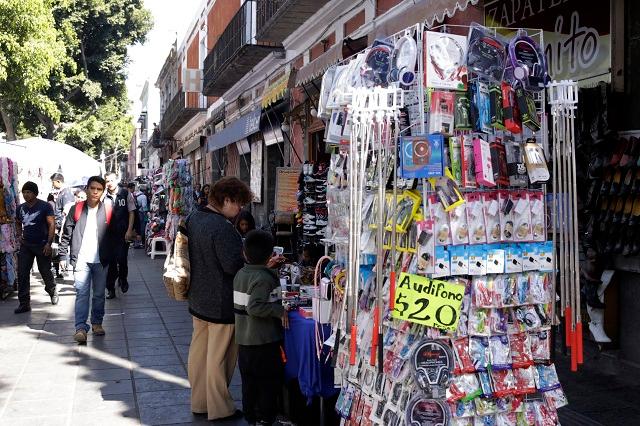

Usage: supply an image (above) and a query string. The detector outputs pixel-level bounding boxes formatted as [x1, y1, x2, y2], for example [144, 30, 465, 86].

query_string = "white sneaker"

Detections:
[316, 220, 328, 226]
[303, 214, 316, 220]
[303, 197, 316, 205]
[303, 224, 318, 231]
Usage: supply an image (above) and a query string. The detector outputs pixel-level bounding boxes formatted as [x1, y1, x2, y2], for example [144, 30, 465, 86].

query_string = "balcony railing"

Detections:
[256, 0, 331, 43]
[203, 0, 282, 96]
[160, 91, 206, 139]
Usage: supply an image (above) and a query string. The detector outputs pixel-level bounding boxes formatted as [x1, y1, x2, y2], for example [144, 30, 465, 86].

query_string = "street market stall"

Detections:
[0, 157, 19, 299]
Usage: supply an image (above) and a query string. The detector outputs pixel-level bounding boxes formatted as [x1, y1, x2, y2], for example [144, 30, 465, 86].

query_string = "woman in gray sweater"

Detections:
[186, 177, 252, 421]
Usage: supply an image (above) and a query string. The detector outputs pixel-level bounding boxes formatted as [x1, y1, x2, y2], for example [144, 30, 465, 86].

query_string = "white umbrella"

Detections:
[0, 137, 102, 196]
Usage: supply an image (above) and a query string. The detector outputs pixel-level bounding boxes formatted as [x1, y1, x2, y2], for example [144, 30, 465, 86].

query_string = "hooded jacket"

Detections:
[58, 201, 116, 267]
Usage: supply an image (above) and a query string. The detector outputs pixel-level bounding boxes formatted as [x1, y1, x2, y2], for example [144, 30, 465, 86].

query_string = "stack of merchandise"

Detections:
[0, 158, 19, 299]
[299, 163, 329, 243]
[162, 160, 193, 243]
[311, 21, 575, 426]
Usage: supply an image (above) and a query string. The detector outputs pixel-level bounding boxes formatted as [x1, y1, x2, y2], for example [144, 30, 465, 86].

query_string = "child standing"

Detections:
[233, 230, 288, 425]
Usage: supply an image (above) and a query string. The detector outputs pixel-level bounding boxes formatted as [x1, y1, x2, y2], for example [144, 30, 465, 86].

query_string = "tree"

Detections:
[0, 0, 65, 140]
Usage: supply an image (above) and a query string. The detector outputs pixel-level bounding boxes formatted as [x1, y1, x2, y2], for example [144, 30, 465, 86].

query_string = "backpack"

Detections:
[73, 201, 113, 224]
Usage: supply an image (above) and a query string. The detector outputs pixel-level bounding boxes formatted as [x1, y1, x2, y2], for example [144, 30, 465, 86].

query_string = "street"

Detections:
[0, 250, 245, 426]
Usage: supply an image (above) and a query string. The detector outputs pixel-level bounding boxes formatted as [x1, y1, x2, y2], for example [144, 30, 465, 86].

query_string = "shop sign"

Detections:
[391, 273, 465, 331]
[274, 167, 301, 212]
[207, 108, 261, 152]
[484, 0, 611, 82]
[250, 141, 262, 203]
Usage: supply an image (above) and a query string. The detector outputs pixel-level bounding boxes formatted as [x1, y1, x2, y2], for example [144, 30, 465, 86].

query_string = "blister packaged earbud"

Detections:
[513, 305, 543, 332]
[430, 90, 455, 134]
[453, 337, 476, 374]
[472, 276, 494, 308]
[513, 366, 537, 395]
[512, 190, 532, 241]
[490, 307, 509, 335]
[528, 191, 546, 242]
[483, 192, 501, 243]
[416, 220, 436, 275]
[529, 328, 551, 363]
[489, 335, 513, 370]
[466, 193, 486, 244]
[450, 203, 469, 245]
[492, 369, 517, 398]
[469, 336, 490, 371]
[469, 306, 490, 336]
[430, 194, 452, 246]
[498, 191, 515, 242]
[509, 333, 534, 369]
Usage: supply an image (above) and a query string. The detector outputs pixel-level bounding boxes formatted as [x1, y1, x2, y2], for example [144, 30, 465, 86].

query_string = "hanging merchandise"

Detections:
[162, 159, 193, 243]
[505, 30, 550, 91]
[0, 158, 19, 298]
[316, 21, 574, 426]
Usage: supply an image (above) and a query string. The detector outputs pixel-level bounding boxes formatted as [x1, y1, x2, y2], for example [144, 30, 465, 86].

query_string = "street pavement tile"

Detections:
[4, 415, 69, 426]
[17, 370, 78, 385]
[134, 377, 189, 393]
[129, 345, 177, 357]
[89, 338, 129, 349]
[78, 356, 133, 371]
[120, 323, 167, 333]
[132, 364, 187, 380]
[136, 389, 191, 407]
[72, 392, 136, 413]
[9, 382, 76, 401]
[80, 367, 132, 382]
[138, 403, 205, 425]
[172, 336, 192, 345]
[128, 337, 174, 347]
[131, 353, 183, 367]
[76, 378, 134, 395]
[70, 412, 140, 426]
[126, 330, 170, 340]
[1, 398, 71, 418]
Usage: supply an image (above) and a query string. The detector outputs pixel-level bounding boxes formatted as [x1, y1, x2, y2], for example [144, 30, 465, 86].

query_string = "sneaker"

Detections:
[316, 219, 328, 226]
[316, 228, 327, 236]
[316, 185, 327, 192]
[92, 324, 105, 336]
[303, 224, 318, 231]
[74, 329, 87, 344]
[14, 304, 31, 314]
[302, 214, 316, 221]
[303, 176, 318, 183]
[106, 289, 116, 299]
[303, 197, 316, 205]
[47, 289, 59, 305]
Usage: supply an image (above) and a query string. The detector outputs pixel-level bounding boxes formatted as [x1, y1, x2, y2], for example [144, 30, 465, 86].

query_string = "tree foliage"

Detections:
[0, 0, 152, 160]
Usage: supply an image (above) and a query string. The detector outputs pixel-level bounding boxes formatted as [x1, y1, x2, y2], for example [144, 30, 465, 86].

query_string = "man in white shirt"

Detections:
[59, 176, 116, 344]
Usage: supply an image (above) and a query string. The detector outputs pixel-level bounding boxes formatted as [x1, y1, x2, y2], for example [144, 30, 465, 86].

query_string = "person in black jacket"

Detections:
[104, 172, 136, 299]
[59, 176, 116, 344]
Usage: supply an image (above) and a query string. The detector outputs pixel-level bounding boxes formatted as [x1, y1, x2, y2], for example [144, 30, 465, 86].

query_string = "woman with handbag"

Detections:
[185, 177, 252, 421]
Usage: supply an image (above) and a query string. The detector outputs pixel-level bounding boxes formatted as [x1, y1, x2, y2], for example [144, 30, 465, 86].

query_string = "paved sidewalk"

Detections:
[0, 249, 246, 425]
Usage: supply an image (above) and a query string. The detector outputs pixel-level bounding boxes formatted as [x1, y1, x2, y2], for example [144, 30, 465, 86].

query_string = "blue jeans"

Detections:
[73, 261, 107, 332]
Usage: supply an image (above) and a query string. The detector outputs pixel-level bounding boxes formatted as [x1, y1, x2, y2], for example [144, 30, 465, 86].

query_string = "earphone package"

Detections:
[528, 191, 546, 242]
[429, 194, 452, 246]
[450, 203, 470, 245]
[466, 24, 506, 82]
[511, 190, 532, 242]
[498, 190, 515, 242]
[429, 91, 456, 135]
[424, 31, 468, 90]
[466, 192, 486, 244]
[482, 191, 501, 243]
[416, 220, 436, 275]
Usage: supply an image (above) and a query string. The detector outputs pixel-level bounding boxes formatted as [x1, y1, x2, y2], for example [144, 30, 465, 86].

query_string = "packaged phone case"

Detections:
[466, 193, 487, 244]
[512, 190, 532, 241]
[461, 134, 477, 188]
[516, 273, 529, 305]
[469, 336, 490, 370]
[450, 203, 469, 245]
[483, 192, 501, 243]
[429, 194, 452, 246]
[535, 364, 561, 392]
[489, 335, 513, 370]
[468, 245, 487, 275]
[474, 136, 496, 187]
[490, 139, 510, 186]
[416, 220, 436, 275]
[528, 191, 546, 242]
[509, 333, 534, 368]
[498, 191, 515, 242]
[451, 245, 470, 275]
[434, 246, 451, 278]
[430, 91, 456, 134]
[450, 136, 463, 184]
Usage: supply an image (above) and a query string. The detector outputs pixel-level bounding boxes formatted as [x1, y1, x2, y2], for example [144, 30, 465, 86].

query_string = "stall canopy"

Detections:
[0, 137, 102, 194]
[367, 0, 479, 42]
[206, 108, 261, 152]
[262, 69, 297, 109]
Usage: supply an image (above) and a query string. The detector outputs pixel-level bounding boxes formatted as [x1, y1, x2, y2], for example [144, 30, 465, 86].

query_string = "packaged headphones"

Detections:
[506, 30, 550, 91]
[466, 24, 507, 82]
[425, 31, 468, 90]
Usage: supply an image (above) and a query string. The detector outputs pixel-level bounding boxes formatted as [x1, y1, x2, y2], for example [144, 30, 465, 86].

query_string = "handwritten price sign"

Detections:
[391, 273, 465, 331]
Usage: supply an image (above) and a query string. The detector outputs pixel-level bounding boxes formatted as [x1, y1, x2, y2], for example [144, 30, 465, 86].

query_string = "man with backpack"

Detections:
[59, 176, 116, 344]
[104, 172, 136, 299]
[128, 182, 148, 248]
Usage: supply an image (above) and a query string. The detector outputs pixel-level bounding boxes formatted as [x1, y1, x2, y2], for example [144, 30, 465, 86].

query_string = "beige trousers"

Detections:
[188, 317, 238, 420]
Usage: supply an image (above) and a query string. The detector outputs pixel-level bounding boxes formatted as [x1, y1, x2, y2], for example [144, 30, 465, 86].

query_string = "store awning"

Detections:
[367, 0, 479, 42]
[262, 70, 296, 108]
[295, 42, 343, 87]
[206, 108, 261, 152]
[182, 136, 203, 155]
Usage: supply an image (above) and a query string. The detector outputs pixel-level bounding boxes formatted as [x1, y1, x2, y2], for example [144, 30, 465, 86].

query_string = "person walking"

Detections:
[58, 176, 116, 344]
[128, 183, 148, 248]
[233, 230, 288, 425]
[104, 173, 136, 299]
[185, 177, 252, 421]
[51, 172, 75, 278]
[14, 182, 58, 314]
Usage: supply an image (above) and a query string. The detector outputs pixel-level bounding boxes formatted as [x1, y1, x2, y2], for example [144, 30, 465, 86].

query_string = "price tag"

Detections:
[391, 272, 465, 331]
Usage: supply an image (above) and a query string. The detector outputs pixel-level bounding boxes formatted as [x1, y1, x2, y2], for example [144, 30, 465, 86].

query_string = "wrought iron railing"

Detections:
[161, 91, 186, 133]
[256, 0, 286, 32]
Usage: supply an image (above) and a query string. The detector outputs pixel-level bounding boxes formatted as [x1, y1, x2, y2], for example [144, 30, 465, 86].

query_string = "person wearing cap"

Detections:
[15, 181, 58, 313]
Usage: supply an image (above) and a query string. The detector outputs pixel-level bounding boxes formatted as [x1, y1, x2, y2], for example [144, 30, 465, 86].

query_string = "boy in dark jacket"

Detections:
[233, 230, 288, 425]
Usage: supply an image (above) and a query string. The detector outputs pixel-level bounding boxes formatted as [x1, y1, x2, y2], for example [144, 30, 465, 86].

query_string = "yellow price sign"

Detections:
[391, 273, 465, 331]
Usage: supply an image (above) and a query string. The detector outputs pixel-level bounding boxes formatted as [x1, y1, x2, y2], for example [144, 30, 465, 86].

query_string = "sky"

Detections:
[125, 0, 204, 127]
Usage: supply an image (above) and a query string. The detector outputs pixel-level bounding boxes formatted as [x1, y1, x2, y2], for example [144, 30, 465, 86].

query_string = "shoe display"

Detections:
[303, 224, 318, 231]
[316, 219, 328, 226]
[303, 197, 316, 205]
[74, 329, 87, 344]
[14, 304, 31, 314]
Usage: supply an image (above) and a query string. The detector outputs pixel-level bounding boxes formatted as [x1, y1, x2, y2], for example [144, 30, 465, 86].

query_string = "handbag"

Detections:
[163, 224, 190, 301]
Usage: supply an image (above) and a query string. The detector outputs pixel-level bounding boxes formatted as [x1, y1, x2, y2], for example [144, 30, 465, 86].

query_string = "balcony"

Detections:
[256, 0, 331, 44]
[203, 0, 283, 97]
[149, 128, 165, 149]
[160, 91, 206, 139]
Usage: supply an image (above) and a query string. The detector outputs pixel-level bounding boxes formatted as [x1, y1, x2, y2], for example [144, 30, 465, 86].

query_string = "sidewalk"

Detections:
[0, 249, 246, 425]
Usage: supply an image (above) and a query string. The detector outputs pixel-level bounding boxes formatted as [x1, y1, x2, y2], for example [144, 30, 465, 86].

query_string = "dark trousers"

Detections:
[17, 244, 55, 305]
[106, 240, 130, 292]
[238, 341, 284, 424]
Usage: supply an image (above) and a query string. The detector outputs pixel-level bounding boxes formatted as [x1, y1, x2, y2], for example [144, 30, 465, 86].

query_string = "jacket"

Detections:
[233, 264, 284, 346]
[186, 208, 244, 324]
[106, 187, 131, 237]
[58, 201, 116, 267]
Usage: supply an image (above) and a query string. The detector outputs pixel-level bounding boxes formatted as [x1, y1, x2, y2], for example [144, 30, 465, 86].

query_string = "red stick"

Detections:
[349, 325, 357, 365]
[571, 327, 578, 372]
[389, 271, 396, 311]
[565, 307, 572, 347]
[370, 309, 379, 366]
[576, 321, 584, 364]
